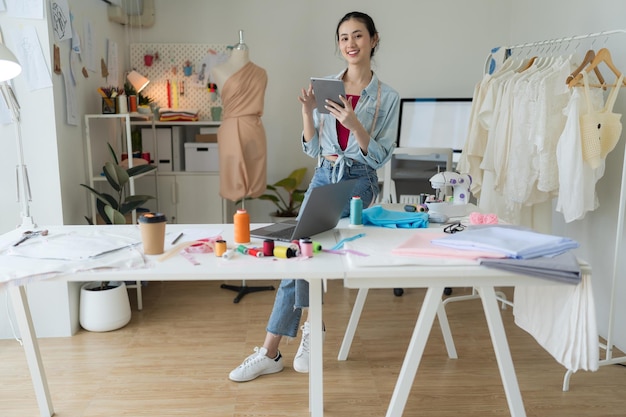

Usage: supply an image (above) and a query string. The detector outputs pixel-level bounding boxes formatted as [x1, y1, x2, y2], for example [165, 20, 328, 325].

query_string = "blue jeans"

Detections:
[266, 158, 378, 337]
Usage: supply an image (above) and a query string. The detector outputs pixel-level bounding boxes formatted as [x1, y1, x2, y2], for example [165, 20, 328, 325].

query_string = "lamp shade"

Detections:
[0, 43, 22, 82]
[127, 70, 149, 93]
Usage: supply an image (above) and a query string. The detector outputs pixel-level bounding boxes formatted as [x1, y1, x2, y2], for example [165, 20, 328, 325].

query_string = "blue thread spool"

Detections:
[350, 196, 363, 227]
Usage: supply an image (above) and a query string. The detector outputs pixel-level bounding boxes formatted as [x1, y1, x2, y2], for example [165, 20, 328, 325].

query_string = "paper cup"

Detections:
[138, 213, 167, 255]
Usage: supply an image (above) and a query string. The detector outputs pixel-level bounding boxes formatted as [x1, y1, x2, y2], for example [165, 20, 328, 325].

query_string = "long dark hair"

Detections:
[335, 11, 379, 57]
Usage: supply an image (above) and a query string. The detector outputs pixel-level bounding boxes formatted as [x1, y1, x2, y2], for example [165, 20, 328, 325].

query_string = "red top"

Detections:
[337, 95, 360, 151]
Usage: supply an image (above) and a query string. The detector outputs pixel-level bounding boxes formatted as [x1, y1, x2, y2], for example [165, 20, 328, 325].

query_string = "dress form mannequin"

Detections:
[211, 31, 250, 91]
[212, 48, 250, 91]
[213, 30, 268, 202]
[215, 30, 271, 301]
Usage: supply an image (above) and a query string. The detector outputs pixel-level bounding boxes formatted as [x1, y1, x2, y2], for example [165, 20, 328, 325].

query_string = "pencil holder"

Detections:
[102, 97, 116, 114]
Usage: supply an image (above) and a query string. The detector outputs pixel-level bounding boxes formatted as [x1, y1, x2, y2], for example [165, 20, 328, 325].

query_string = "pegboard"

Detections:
[129, 43, 230, 120]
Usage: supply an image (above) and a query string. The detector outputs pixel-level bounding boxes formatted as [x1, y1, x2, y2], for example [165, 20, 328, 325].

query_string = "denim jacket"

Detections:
[302, 69, 400, 182]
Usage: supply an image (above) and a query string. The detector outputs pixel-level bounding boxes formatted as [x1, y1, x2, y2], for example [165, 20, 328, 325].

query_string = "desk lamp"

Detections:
[127, 69, 149, 93]
[0, 42, 36, 229]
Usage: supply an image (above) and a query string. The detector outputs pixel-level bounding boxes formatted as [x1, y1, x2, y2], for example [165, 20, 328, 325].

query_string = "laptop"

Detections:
[250, 179, 358, 241]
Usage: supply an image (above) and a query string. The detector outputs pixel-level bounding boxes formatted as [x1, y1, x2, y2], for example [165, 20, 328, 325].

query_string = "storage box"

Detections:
[195, 133, 218, 143]
[184, 142, 219, 172]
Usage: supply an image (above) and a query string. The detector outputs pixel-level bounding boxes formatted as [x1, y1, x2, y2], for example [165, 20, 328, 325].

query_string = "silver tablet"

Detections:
[311, 77, 345, 114]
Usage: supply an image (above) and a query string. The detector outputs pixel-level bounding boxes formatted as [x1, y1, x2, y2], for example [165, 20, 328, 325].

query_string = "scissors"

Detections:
[13, 229, 49, 247]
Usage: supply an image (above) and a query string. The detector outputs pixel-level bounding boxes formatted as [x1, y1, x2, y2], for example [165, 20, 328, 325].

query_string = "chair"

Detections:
[380, 147, 454, 204]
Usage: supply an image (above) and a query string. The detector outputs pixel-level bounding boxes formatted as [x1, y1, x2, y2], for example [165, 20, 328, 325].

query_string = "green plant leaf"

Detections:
[119, 194, 154, 215]
[107, 143, 119, 165]
[103, 161, 129, 192]
[273, 177, 297, 191]
[104, 205, 127, 224]
[80, 184, 118, 209]
[127, 164, 157, 177]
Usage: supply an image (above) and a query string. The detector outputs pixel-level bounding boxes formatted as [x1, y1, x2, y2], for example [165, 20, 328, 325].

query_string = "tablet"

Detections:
[311, 77, 345, 114]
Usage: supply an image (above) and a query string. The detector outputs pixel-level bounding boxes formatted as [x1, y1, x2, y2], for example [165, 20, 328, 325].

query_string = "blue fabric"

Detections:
[361, 206, 429, 228]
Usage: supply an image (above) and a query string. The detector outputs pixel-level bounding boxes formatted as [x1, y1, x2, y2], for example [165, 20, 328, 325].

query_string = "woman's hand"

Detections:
[326, 95, 360, 131]
[298, 84, 316, 115]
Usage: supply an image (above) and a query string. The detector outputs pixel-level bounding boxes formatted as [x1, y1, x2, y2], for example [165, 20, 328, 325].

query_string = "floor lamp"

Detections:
[0, 42, 35, 229]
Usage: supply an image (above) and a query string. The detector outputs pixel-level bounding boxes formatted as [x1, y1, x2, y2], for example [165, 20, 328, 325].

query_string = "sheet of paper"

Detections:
[5, 0, 43, 19]
[8, 25, 52, 91]
[106, 39, 119, 86]
[62, 70, 78, 126]
[50, 0, 71, 42]
[82, 20, 96, 73]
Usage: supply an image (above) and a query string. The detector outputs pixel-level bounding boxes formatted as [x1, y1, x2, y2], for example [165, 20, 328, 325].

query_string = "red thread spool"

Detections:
[233, 209, 250, 244]
[248, 248, 264, 257]
[263, 239, 274, 257]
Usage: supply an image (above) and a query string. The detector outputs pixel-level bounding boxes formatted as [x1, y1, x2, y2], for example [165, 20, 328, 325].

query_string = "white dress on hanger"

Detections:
[555, 86, 604, 222]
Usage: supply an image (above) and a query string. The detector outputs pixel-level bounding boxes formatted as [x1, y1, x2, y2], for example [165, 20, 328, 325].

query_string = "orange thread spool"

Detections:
[214, 240, 227, 257]
[233, 209, 250, 244]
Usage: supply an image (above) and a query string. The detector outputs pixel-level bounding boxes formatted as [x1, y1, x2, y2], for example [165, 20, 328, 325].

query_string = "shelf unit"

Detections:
[128, 118, 229, 224]
[84, 113, 157, 225]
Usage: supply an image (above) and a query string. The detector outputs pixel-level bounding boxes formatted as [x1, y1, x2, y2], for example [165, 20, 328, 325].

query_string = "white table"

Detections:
[1, 224, 342, 417]
[336, 226, 571, 417]
[2, 223, 576, 417]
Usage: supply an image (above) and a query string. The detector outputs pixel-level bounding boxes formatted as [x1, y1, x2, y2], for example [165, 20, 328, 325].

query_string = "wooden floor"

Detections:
[1, 280, 625, 417]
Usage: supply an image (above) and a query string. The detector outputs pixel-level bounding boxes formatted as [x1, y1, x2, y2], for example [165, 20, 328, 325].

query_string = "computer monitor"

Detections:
[396, 98, 472, 152]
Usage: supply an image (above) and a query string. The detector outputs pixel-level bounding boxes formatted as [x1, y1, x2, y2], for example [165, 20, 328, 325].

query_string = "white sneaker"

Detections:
[293, 322, 325, 373]
[229, 347, 284, 382]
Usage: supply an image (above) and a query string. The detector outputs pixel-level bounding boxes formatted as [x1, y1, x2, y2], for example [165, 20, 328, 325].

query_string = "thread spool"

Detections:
[248, 247, 264, 257]
[300, 239, 313, 257]
[350, 196, 363, 227]
[236, 244, 248, 255]
[289, 243, 300, 256]
[117, 94, 128, 113]
[214, 240, 227, 257]
[273, 245, 297, 259]
[128, 95, 137, 112]
[312, 241, 323, 253]
[234, 209, 250, 244]
[222, 249, 235, 260]
[263, 239, 274, 257]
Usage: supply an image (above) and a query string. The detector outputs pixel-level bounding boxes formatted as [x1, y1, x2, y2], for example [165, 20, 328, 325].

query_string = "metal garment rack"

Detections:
[501, 29, 626, 390]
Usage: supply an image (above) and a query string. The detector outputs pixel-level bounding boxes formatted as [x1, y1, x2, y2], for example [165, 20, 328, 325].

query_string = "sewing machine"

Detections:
[426, 172, 472, 217]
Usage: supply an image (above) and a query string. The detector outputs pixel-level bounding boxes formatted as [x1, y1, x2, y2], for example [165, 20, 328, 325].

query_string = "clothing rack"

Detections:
[499, 29, 626, 390]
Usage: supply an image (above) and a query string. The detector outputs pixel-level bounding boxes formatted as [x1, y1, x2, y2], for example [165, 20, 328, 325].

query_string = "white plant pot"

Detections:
[79, 281, 131, 332]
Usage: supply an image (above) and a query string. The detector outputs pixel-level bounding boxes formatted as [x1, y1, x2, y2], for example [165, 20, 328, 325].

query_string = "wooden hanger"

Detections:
[568, 47, 626, 88]
[516, 56, 537, 73]
[565, 49, 605, 86]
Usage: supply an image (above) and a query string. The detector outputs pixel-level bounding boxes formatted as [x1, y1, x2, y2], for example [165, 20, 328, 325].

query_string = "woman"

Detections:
[229, 11, 400, 382]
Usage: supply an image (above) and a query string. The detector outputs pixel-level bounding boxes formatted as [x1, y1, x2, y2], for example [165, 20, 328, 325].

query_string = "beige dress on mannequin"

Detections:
[212, 49, 268, 201]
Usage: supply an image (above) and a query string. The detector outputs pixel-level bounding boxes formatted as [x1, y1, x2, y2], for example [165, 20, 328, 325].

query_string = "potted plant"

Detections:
[124, 80, 154, 113]
[81, 143, 156, 225]
[257, 167, 307, 218]
[78, 144, 155, 331]
[79, 281, 132, 332]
